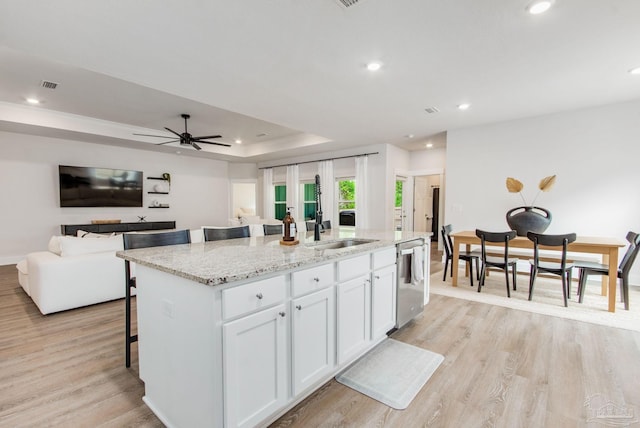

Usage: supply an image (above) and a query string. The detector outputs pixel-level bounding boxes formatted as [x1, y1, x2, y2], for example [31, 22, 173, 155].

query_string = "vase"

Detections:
[506, 206, 552, 237]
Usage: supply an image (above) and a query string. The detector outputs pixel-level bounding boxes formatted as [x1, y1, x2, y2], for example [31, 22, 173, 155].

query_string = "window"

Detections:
[338, 179, 356, 226]
[302, 182, 317, 220]
[274, 184, 286, 220]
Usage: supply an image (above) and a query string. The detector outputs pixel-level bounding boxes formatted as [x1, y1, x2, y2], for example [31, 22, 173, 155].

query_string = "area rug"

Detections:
[335, 338, 444, 410]
[431, 270, 640, 332]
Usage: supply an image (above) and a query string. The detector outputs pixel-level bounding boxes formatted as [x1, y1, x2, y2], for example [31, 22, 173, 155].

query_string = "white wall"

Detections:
[445, 99, 640, 284]
[0, 131, 230, 264]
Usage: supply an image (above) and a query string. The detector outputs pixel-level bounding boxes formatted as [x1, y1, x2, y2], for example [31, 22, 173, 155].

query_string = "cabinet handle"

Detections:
[365, 278, 371, 283]
[375, 275, 380, 279]
[313, 277, 320, 282]
[256, 293, 263, 299]
[296, 305, 302, 310]
[279, 311, 286, 317]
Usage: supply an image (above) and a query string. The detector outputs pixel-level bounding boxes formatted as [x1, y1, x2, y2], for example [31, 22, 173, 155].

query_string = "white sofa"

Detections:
[16, 224, 289, 315]
[16, 234, 127, 315]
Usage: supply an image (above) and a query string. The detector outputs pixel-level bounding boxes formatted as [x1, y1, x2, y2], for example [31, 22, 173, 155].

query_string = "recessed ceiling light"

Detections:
[366, 62, 382, 71]
[629, 67, 640, 75]
[175, 151, 181, 155]
[458, 103, 471, 110]
[405, 134, 415, 139]
[256, 133, 268, 138]
[527, 0, 554, 15]
[426, 143, 433, 148]
[26, 98, 40, 104]
[235, 139, 242, 144]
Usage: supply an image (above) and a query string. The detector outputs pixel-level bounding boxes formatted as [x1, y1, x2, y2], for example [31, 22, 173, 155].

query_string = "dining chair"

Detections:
[122, 229, 191, 368]
[527, 231, 576, 307]
[475, 229, 518, 297]
[441, 224, 481, 286]
[263, 224, 283, 236]
[575, 231, 640, 310]
[203, 226, 250, 241]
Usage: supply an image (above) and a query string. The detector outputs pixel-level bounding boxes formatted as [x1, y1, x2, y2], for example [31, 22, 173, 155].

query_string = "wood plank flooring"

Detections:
[2, 244, 640, 427]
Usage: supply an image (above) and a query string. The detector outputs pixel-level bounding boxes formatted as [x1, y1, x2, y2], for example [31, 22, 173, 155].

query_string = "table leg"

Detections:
[601, 254, 609, 296]
[452, 241, 460, 287]
[607, 248, 618, 313]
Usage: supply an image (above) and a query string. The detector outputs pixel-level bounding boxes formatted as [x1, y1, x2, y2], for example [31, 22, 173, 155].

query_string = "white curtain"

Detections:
[355, 156, 369, 229]
[262, 168, 274, 220]
[317, 160, 335, 226]
[286, 165, 301, 223]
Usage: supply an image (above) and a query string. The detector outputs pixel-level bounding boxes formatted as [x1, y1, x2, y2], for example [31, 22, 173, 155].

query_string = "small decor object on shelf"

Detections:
[505, 175, 556, 236]
[162, 172, 171, 183]
[91, 219, 121, 224]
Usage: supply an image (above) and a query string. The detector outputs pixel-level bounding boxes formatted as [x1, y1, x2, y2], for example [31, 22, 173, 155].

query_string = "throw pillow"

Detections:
[48, 236, 63, 256]
[59, 235, 124, 257]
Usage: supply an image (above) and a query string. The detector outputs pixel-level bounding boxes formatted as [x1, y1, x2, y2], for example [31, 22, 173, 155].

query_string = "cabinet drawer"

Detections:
[292, 263, 335, 297]
[337, 254, 371, 282]
[222, 275, 286, 320]
[373, 247, 396, 270]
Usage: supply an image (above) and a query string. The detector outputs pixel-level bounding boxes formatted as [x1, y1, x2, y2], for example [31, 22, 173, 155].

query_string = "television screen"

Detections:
[59, 165, 143, 207]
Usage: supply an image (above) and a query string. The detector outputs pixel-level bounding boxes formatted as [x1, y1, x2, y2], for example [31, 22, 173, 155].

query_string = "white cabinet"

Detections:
[223, 304, 288, 428]
[371, 264, 396, 340]
[291, 287, 335, 395]
[336, 274, 371, 364]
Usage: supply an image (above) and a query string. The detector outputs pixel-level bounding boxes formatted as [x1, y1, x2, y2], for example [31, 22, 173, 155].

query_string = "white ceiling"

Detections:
[1, 0, 639, 163]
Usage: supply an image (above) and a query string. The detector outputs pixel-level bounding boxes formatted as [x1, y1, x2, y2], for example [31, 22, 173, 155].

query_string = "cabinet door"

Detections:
[337, 275, 371, 365]
[292, 287, 335, 395]
[371, 265, 397, 341]
[223, 304, 288, 428]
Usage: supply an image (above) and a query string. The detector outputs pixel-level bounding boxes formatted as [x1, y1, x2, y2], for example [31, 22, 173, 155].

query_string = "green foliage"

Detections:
[339, 180, 355, 209]
[395, 180, 403, 207]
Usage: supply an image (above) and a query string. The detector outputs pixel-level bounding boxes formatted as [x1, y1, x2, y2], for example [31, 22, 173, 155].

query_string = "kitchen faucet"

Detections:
[314, 174, 323, 241]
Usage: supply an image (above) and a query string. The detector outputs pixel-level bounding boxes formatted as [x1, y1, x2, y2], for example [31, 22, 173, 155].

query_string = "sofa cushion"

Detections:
[59, 235, 124, 257]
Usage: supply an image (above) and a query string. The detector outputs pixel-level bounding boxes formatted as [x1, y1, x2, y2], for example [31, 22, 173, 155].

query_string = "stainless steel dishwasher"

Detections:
[396, 238, 428, 329]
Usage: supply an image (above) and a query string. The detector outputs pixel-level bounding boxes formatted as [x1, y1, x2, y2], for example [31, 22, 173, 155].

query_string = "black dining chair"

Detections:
[441, 225, 481, 286]
[203, 226, 250, 241]
[122, 229, 191, 368]
[527, 231, 576, 307]
[475, 229, 518, 297]
[575, 231, 640, 310]
[263, 224, 283, 236]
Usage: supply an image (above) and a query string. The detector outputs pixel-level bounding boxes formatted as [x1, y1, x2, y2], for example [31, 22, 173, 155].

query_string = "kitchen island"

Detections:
[117, 228, 430, 428]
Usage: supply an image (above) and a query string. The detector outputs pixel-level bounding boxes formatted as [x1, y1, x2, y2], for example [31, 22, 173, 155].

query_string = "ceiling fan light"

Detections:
[527, 0, 553, 15]
[458, 103, 470, 110]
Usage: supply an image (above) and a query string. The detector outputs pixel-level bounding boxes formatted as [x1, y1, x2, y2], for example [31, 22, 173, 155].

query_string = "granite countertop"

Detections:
[116, 228, 431, 286]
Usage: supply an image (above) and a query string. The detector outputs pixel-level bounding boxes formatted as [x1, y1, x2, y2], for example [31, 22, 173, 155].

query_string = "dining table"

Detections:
[450, 230, 626, 312]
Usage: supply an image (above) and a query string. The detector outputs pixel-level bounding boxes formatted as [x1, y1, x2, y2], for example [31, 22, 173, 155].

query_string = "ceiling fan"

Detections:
[134, 113, 231, 150]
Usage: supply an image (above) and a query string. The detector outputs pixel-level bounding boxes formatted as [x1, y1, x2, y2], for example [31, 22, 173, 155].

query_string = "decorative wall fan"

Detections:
[134, 114, 230, 150]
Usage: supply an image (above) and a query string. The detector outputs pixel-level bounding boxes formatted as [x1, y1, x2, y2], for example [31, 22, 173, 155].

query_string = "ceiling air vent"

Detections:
[40, 80, 59, 90]
[336, 0, 361, 8]
[424, 107, 440, 114]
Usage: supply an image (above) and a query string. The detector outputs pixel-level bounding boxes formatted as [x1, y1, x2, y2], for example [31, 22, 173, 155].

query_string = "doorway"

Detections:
[413, 174, 441, 241]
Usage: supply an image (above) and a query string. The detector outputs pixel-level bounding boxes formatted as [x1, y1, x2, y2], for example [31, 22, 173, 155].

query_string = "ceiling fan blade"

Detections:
[191, 141, 202, 150]
[164, 127, 183, 138]
[195, 140, 232, 147]
[133, 133, 176, 139]
[193, 134, 222, 140]
[156, 139, 180, 145]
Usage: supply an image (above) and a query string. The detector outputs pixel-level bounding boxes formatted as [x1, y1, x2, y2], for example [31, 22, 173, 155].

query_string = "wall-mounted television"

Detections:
[59, 165, 143, 207]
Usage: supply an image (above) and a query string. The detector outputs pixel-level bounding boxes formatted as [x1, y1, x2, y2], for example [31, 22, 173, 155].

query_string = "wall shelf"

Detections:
[148, 206, 170, 209]
[148, 191, 169, 194]
[147, 177, 169, 181]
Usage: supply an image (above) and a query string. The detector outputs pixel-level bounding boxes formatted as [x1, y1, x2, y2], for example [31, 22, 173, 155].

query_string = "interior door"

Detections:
[413, 176, 429, 232]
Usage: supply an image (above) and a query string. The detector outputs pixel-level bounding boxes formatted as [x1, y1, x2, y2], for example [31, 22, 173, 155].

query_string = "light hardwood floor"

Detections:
[2, 250, 639, 427]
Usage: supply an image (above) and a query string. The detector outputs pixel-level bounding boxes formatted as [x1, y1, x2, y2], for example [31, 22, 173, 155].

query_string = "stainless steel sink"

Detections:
[307, 238, 378, 250]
